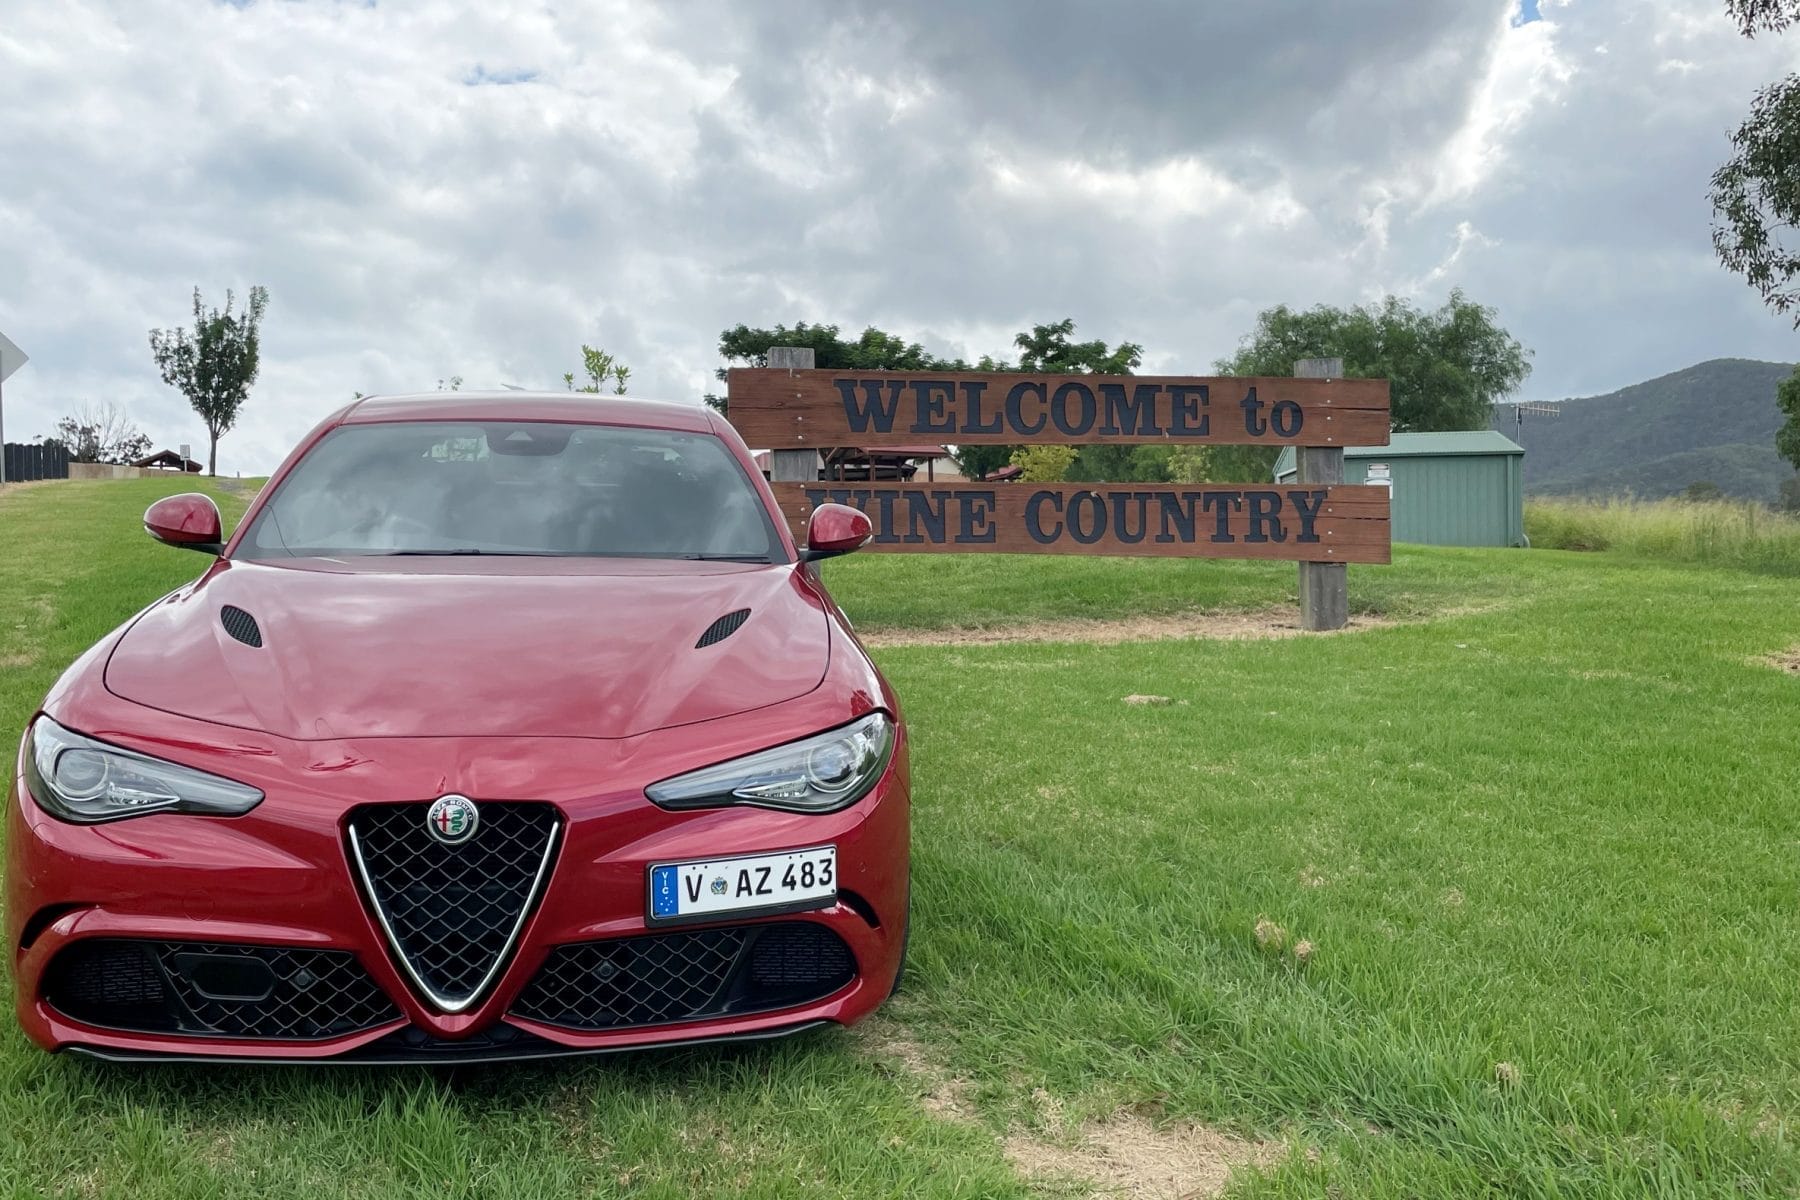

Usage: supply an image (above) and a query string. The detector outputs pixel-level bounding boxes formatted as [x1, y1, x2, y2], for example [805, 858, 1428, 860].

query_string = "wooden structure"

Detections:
[740, 350, 1390, 630]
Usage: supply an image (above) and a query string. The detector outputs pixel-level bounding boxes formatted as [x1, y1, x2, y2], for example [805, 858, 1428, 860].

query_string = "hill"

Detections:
[1497, 358, 1797, 502]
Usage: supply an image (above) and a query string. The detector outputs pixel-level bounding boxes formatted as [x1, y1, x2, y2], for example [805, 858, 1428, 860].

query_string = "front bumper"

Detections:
[7, 713, 909, 1062]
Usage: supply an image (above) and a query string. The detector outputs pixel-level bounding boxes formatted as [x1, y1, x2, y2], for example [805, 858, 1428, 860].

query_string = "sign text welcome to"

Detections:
[727, 368, 1390, 448]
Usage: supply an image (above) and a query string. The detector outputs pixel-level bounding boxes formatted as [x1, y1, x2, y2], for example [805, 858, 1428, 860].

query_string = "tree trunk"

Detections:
[208, 429, 218, 477]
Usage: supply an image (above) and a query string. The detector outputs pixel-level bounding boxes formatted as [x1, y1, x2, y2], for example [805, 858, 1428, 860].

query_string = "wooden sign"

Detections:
[772, 482, 1390, 564]
[728, 368, 1389, 449]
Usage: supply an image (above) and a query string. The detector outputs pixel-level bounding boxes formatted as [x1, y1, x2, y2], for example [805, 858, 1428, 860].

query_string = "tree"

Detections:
[148, 286, 270, 475]
[1775, 474, 1800, 513]
[1724, 0, 1800, 35]
[565, 345, 629, 394]
[1166, 446, 1214, 484]
[53, 401, 152, 465]
[1009, 445, 1076, 482]
[710, 319, 1154, 480]
[1711, 4, 1800, 471]
[1005, 319, 1156, 483]
[710, 322, 1002, 416]
[1779, 366, 1800, 471]
[711, 320, 1013, 477]
[1213, 290, 1531, 480]
[1012, 318, 1141, 375]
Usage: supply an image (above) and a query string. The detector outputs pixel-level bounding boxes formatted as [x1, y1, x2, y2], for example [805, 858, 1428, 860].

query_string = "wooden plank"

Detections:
[774, 482, 1390, 563]
[765, 348, 819, 482]
[1294, 357, 1350, 630]
[727, 368, 1390, 449]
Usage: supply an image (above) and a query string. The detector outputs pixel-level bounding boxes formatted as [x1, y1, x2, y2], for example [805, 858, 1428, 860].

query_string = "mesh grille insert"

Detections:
[219, 605, 263, 648]
[512, 922, 855, 1031]
[347, 801, 560, 1011]
[44, 939, 398, 1040]
[695, 608, 751, 648]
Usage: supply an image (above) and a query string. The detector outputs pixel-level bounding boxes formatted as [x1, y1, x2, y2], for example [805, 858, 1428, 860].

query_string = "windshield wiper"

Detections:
[380, 549, 557, 557]
[678, 553, 772, 562]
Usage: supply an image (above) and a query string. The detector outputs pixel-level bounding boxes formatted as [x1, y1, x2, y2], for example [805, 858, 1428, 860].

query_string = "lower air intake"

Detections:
[511, 921, 856, 1031]
[44, 940, 398, 1039]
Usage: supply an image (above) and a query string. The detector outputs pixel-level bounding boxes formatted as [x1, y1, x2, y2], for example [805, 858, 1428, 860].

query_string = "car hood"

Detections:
[103, 558, 830, 740]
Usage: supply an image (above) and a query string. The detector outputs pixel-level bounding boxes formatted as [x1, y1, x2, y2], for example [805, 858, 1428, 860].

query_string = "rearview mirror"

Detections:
[800, 503, 873, 562]
[144, 493, 224, 555]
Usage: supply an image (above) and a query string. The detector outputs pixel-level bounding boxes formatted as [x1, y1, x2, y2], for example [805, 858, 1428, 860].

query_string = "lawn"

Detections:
[2, 476, 1799, 1198]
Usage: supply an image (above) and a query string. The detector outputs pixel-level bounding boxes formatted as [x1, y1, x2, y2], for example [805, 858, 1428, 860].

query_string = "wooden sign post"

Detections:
[729, 353, 1390, 629]
[1294, 357, 1347, 631]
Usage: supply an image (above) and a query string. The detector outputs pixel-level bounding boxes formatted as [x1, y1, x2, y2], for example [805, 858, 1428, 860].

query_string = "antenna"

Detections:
[1511, 401, 1560, 443]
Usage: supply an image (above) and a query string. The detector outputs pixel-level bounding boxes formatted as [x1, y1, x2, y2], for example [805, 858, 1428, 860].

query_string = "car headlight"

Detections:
[23, 717, 264, 825]
[646, 713, 895, 813]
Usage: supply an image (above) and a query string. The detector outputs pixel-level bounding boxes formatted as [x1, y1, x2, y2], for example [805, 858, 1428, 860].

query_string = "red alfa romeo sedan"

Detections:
[6, 392, 909, 1062]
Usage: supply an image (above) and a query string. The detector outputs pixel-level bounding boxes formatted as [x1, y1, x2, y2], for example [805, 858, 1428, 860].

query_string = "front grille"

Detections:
[512, 921, 856, 1031]
[44, 940, 398, 1039]
[347, 801, 560, 1011]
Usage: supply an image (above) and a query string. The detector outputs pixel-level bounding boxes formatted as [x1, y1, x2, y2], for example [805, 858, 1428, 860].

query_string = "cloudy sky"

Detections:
[2, 0, 1799, 473]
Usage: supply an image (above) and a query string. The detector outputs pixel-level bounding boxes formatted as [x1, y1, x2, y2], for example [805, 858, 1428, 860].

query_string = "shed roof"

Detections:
[1273, 430, 1523, 478]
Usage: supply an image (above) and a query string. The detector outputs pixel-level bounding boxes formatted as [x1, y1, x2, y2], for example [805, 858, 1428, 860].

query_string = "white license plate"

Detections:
[648, 846, 836, 923]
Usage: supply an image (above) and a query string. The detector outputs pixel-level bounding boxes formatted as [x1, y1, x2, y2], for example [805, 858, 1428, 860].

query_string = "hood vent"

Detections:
[220, 605, 263, 648]
[695, 608, 751, 648]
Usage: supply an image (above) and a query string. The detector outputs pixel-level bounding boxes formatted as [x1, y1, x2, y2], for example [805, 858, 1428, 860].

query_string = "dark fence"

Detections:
[2, 443, 70, 482]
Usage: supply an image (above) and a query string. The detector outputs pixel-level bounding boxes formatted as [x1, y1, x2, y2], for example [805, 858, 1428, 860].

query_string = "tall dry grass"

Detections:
[1525, 496, 1800, 572]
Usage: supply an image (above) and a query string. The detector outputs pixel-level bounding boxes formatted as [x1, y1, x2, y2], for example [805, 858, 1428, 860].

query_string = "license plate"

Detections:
[648, 845, 836, 923]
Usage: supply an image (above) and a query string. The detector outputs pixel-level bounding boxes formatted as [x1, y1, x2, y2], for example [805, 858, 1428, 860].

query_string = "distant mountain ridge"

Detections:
[1495, 358, 1797, 503]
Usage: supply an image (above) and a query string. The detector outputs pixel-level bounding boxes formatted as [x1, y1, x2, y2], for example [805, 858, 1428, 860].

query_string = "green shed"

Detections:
[1273, 430, 1526, 548]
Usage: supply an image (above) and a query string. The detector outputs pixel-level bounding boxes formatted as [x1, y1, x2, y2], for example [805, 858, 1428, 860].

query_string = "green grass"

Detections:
[1526, 495, 1800, 573]
[3, 477, 1800, 1197]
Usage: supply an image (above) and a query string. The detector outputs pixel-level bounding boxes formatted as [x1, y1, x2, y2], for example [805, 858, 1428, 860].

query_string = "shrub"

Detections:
[1525, 496, 1800, 572]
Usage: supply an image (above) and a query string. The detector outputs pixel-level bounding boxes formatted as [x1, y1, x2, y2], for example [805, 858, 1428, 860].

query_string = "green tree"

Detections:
[1710, 3, 1800, 470]
[1777, 474, 1800, 513]
[710, 320, 1011, 477]
[1012, 318, 1141, 374]
[1008, 319, 1153, 483]
[1213, 291, 1531, 480]
[1166, 445, 1214, 484]
[1779, 366, 1800, 471]
[148, 286, 270, 476]
[1009, 445, 1077, 482]
[710, 318, 1148, 481]
[565, 345, 629, 394]
[1711, 1, 1800, 319]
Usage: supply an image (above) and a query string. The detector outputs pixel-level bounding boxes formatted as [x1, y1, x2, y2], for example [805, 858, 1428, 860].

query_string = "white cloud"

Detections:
[1, 0, 1798, 472]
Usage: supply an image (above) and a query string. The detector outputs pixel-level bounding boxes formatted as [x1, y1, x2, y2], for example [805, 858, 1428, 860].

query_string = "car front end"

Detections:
[8, 631, 907, 1063]
[5, 394, 910, 1063]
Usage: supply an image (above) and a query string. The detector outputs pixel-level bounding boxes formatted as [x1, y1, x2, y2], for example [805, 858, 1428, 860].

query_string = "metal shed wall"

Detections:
[1274, 431, 1525, 548]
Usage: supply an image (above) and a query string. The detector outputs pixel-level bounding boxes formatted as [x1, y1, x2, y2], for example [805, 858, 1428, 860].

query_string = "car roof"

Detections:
[342, 391, 716, 432]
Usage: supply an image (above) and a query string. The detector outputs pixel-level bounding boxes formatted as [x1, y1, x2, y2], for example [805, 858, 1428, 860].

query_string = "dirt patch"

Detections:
[859, 1021, 1279, 1198]
[859, 607, 1391, 649]
[1005, 1113, 1281, 1199]
[1758, 645, 1800, 675]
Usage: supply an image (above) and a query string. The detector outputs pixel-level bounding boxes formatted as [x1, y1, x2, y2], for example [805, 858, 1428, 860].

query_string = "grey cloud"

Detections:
[2, 0, 1799, 475]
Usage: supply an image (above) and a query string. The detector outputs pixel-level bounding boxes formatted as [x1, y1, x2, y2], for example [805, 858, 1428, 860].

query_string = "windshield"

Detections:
[238, 421, 783, 562]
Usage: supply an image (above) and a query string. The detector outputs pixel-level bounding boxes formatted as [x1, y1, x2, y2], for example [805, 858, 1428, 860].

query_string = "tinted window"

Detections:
[239, 421, 782, 561]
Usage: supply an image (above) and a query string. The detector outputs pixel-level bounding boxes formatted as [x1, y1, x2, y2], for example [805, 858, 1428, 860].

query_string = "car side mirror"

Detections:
[800, 502, 873, 562]
[144, 493, 224, 555]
